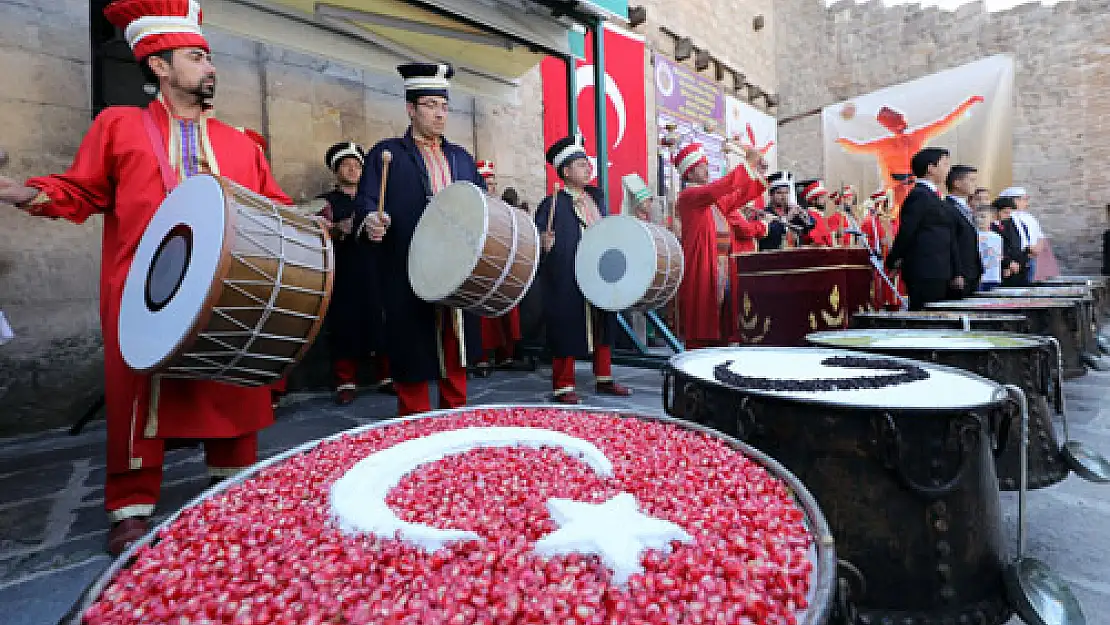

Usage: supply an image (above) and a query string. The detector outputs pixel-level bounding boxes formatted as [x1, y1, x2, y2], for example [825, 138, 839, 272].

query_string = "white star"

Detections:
[533, 493, 693, 585]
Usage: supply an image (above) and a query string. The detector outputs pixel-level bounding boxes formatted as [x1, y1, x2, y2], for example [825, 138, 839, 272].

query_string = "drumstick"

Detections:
[377, 150, 392, 219]
[547, 182, 560, 234]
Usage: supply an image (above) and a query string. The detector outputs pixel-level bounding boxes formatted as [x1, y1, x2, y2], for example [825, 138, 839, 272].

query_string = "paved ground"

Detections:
[1, 360, 1107, 625]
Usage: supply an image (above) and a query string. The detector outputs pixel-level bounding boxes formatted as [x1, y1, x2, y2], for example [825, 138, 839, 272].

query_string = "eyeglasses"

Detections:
[417, 100, 450, 113]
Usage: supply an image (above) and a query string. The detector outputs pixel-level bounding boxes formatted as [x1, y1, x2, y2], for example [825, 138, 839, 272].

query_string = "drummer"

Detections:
[535, 136, 633, 404]
[474, 160, 522, 376]
[0, 0, 293, 556]
[672, 142, 769, 348]
[354, 62, 487, 416]
[317, 142, 392, 404]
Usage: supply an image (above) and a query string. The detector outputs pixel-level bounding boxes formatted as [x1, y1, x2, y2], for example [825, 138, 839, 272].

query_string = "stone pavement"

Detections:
[1, 361, 1108, 625]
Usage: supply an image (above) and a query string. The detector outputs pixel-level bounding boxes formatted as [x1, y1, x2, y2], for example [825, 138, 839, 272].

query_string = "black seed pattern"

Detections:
[712, 356, 930, 391]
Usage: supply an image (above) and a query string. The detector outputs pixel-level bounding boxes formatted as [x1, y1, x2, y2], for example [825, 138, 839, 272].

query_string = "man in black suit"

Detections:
[945, 164, 984, 296]
[886, 147, 962, 310]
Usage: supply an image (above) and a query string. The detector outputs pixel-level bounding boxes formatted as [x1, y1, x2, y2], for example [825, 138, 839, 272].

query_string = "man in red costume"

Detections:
[0, 0, 291, 556]
[861, 189, 905, 310]
[835, 97, 983, 210]
[799, 181, 835, 247]
[673, 143, 769, 349]
[475, 160, 522, 376]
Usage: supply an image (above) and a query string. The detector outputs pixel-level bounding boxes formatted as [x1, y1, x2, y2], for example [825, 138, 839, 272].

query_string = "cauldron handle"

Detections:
[662, 370, 675, 415]
[874, 413, 976, 499]
[991, 406, 1013, 459]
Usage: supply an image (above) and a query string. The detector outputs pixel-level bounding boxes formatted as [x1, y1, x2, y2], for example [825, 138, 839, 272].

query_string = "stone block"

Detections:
[0, 48, 89, 109]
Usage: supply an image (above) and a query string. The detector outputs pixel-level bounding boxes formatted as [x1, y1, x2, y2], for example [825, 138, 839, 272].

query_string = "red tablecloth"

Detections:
[733, 247, 874, 346]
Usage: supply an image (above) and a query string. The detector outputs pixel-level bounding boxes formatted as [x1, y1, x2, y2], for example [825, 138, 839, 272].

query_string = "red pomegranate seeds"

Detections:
[83, 408, 814, 625]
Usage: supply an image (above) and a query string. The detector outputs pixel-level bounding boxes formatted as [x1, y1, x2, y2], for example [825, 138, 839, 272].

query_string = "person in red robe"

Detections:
[861, 190, 905, 310]
[475, 161, 523, 375]
[825, 185, 856, 246]
[673, 143, 769, 349]
[798, 181, 835, 247]
[0, 0, 292, 556]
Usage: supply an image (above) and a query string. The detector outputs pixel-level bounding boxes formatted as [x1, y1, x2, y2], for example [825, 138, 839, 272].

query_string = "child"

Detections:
[991, 197, 1029, 287]
[976, 207, 1002, 291]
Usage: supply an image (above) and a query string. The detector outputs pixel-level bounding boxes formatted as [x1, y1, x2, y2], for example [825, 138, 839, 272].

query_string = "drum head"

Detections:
[669, 346, 1002, 410]
[574, 215, 659, 312]
[808, 329, 1045, 351]
[119, 175, 229, 371]
[408, 182, 487, 303]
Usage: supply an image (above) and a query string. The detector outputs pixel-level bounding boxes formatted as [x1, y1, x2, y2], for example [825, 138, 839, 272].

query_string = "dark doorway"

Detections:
[90, 0, 153, 117]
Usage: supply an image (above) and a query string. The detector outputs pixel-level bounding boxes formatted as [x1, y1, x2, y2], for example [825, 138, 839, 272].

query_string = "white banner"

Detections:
[725, 96, 778, 172]
[822, 54, 1014, 214]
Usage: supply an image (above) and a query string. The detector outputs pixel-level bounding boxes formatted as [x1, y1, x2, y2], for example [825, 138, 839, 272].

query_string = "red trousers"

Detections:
[395, 317, 467, 416]
[105, 433, 258, 522]
[334, 354, 392, 390]
[551, 345, 613, 394]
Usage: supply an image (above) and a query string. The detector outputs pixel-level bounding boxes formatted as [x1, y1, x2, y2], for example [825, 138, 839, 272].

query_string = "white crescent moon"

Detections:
[330, 427, 614, 551]
[575, 66, 627, 149]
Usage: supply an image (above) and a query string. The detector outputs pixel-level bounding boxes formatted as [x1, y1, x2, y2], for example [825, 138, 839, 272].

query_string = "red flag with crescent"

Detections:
[541, 24, 648, 214]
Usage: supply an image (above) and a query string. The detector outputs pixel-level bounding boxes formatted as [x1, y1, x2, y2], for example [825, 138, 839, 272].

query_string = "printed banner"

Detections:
[653, 54, 727, 183]
[725, 95, 778, 173]
[540, 24, 648, 214]
[822, 54, 1014, 214]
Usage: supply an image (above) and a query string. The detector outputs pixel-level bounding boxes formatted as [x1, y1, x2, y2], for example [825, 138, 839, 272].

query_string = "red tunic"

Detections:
[826, 212, 850, 246]
[24, 98, 292, 475]
[861, 213, 903, 309]
[802, 209, 834, 247]
[676, 162, 767, 344]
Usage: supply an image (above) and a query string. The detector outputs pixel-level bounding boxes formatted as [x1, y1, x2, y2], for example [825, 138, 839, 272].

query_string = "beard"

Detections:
[172, 73, 217, 107]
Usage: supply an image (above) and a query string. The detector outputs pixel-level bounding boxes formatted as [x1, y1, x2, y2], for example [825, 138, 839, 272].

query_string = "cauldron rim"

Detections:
[667, 346, 1007, 413]
[806, 328, 1050, 352]
[852, 311, 1029, 321]
[58, 405, 839, 625]
[926, 298, 1084, 309]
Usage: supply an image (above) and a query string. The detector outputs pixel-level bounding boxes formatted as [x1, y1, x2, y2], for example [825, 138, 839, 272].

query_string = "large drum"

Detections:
[408, 182, 539, 317]
[62, 406, 838, 625]
[574, 214, 683, 312]
[663, 347, 1013, 625]
[119, 175, 333, 386]
[927, 298, 1088, 378]
[850, 310, 1030, 333]
[806, 329, 1067, 490]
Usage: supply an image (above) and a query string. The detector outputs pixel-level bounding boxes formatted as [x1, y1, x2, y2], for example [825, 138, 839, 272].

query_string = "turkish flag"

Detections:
[540, 25, 648, 215]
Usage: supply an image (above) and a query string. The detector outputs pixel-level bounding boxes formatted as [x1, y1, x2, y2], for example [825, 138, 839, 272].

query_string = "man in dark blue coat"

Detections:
[317, 141, 392, 405]
[535, 137, 633, 404]
[354, 63, 485, 416]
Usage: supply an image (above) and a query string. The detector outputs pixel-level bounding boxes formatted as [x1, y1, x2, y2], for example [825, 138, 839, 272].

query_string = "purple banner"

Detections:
[653, 54, 725, 127]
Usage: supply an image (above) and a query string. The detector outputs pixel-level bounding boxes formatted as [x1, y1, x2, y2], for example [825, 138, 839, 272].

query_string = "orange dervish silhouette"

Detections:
[835, 95, 983, 210]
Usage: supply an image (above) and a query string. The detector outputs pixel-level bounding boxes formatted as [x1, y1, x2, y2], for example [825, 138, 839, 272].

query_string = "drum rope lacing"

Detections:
[454, 202, 533, 314]
[169, 186, 330, 385]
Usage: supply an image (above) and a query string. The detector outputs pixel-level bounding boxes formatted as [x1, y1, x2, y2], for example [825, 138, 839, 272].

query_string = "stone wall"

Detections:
[0, 1, 484, 434]
[776, 0, 1110, 272]
[0, 0, 781, 434]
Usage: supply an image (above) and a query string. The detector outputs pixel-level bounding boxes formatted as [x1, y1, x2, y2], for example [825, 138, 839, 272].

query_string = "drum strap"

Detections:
[142, 108, 179, 194]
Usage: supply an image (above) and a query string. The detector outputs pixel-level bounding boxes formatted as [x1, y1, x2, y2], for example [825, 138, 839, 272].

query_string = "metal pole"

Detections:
[590, 17, 609, 205]
[564, 55, 578, 143]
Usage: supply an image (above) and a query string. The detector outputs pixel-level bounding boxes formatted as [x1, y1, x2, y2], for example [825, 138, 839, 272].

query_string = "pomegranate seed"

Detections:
[85, 408, 814, 625]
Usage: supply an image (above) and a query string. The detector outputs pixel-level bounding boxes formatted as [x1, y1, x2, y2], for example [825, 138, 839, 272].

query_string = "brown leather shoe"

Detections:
[596, 381, 633, 396]
[553, 391, 581, 405]
[108, 517, 150, 557]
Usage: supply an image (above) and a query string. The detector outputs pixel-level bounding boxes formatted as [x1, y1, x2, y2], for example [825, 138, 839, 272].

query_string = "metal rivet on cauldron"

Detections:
[937, 563, 952, 581]
[939, 586, 957, 603]
[934, 518, 949, 533]
[957, 613, 972, 625]
[936, 540, 952, 557]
